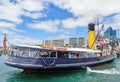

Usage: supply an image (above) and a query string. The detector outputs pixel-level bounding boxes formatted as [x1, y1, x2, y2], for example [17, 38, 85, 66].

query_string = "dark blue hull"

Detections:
[5, 54, 117, 72]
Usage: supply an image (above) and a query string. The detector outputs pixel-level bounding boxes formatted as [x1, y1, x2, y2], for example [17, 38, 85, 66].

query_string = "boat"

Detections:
[5, 23, 117, 73]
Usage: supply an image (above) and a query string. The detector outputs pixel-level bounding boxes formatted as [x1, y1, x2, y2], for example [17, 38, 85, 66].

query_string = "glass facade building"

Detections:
[104, 27, 116, 40]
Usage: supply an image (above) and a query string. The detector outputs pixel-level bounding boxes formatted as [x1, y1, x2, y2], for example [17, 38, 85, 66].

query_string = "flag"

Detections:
[3, 33, 7, 50]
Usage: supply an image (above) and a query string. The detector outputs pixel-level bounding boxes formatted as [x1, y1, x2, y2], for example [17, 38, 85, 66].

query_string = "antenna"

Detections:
[97, 17, 99, 32]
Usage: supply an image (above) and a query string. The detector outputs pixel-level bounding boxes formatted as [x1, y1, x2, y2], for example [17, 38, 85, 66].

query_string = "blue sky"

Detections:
[0, 0, 120, 46]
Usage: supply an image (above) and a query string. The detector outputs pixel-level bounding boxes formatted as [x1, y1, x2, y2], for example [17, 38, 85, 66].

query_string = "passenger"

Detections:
[24, 51, 28, 56]
[50, 52, 56, 57]
[11, 50, 14, 56]
[69, 54, 71, 58]
[97, 45, 100, 50]
[76, 54, 79, 58]
[113, 50, 116, 55]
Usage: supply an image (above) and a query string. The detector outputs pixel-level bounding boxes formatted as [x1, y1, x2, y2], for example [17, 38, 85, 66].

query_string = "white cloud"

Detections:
[62, 16, 99, 28]
[7, 34, 41, 45]
[48, 0, 120, 17]
[0, 34, 42, 46]
[21, 0, 45, 12]
[100, 14, 120, 30]
[47, 0, 120, 30]
[0, 0, 48, 46]
[0, 2, 23, 24]
[0, 21, 25, 34]
[1, 0, 120, 46]
[23, 11, 43, 19]
[0, 0, 48, 24]
[48, 34, 70, 40]
[20, 0, 48, 19]
[28, 20, 60, 32]
[112, 14, 120, 28]
[1, 0, 120, 32]
[62, 18, 79, 28]
[0, 22, 16, 28]
[0, 0, 47, 36]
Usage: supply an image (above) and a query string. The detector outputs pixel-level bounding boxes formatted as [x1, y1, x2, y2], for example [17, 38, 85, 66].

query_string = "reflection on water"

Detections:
[7, 72, 84, 82]
[1, 55, 120, 82]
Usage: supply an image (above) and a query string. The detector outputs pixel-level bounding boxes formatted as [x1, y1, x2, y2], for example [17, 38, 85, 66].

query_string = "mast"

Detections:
[97, 17, 99, 33]
[90, 24, 104, 49]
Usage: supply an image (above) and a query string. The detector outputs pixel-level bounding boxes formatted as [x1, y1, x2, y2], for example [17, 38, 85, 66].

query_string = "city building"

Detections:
[69, 38, 77, 48]
[42, 40, 53, 46]
[104, 27, 116, 40]
[53, 39, 65, 47]
[78, 37, 87, 48]
[69, 37, 87, 48]
[42, 39, 65, 47]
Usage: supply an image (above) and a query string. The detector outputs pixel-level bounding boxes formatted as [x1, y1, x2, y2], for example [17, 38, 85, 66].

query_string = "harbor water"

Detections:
[0, 55, 120, 82]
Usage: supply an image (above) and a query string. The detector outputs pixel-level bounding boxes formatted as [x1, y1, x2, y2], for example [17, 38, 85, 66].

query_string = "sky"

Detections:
[0, 0, 120, 46]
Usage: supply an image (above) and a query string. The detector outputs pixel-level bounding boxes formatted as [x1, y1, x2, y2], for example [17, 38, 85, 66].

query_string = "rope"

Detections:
[41, 57, 56, 66]
[90, 24, 104, 49]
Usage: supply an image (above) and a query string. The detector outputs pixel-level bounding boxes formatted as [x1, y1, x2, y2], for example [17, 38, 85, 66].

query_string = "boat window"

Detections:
[87, 53, 96, 57]
[10, 47, 40, 57]
[78, 52, 97, 58]
[10, 49, 18, 56]
[57, 51, 69, 58]
[79, 52, 89, 58]
[50, 52, 56, 57]
[30, 49, 40, 57]
[10, 48, 20, 56]
[39, 50, 57, 58]
[40, 51, 49, 57]
[10, 47, 58, 57]
[16, 48, 29, 56]
[68, 52, 80, 58]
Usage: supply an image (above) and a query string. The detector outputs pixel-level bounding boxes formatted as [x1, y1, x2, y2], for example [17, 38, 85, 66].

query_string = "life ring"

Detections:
[41, 46, 54, 49]
[56, 47, 67, 50]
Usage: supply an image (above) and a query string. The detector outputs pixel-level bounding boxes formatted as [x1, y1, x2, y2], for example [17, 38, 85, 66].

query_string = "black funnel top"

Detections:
[88, 23, 95, 31]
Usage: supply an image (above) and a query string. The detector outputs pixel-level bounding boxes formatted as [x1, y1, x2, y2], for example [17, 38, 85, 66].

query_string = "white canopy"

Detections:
[67, 48, 101, 53]
[11, 45, 101, 53]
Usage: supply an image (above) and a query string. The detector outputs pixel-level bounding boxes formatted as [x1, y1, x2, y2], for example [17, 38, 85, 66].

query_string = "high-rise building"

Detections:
[69, 37, 87, 48]
[116, 28, 120, 40]
[69, 38, 77, 48]
[104, 27, 116, 40]
[42, 40, 53, 46]
[42, 39, 65, 47]
[78, 37, 87, 48]
[53, 39, 65, 47]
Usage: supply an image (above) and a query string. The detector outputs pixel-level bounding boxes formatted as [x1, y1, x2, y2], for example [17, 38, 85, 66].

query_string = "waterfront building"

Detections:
[69, 37, 87, 48]
[78, 37, 87, 48]
[104, 27, 116, 40]
[64, 43, 69, 47]
[42, 40, 53, 46]
[42, 39, 65, 47]
[69, 38, 77, 48]
[53, 39, 65, 47]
